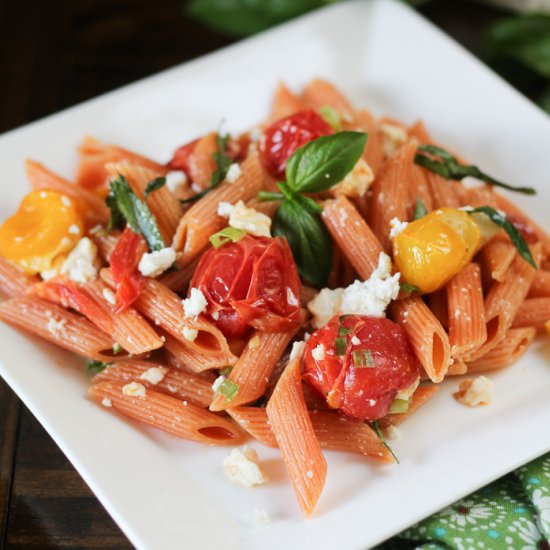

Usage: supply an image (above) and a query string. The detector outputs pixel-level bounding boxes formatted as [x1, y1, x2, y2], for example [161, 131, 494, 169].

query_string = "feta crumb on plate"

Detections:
[454, 376, 493, 407]
[217, 200, 271, 237]
[122, 382, 147, 398]
[225, 163, 241, 183]
[182, 288, 208, 318]
[243, 508, 271, 527]
[389, 217, 408, 239]
[139, 366, 168, 385]
[182, 326, 199, 342]
[165, 170, 187, 192]
[138, 247, 176, 278]
[223, 447, 268, 487]
[385, 425, 402, 440]
[289, 341, 306, 362]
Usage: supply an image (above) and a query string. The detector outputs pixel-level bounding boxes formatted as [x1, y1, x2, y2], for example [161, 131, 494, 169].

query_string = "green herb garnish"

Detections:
[112, 343, 122, 355]
[262, 131, 367, 287]
[209, 227, 246, 248]
[352, 349, 375, 368]
[372, 420, 399, 464]
[400, 282, 421, 294]
[318, 105, 342, 131]
[106, 175, 166, 251]
[87, 360, 111, 374]
[334, 336, 347, 356]
[389, 398, 410, 414]
[181, 133, 232, 204]
[218, 379, 239, 400]
[413, 197, 427, 220]
[338, 324, 352, 336]
[219, 366, 233, 376]
[144, 177, 167, 198]
[465, 206, 537, 269]
[414, 144, 536, 195]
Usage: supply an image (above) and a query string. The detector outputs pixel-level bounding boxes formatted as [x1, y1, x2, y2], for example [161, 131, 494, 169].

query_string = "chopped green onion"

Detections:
[334, 336, 347, 356]
[258, 190, 284, 202]
[338, 324, 352, 336]
[389, 398, 410, 414]
[413, 197, 427, 220]
[318, 105, 343, 131]
[219, 366, 233, 376]
[87, 360, 111, 374]
[209, 227, 246, 248]
[372, 420, 399, 464]
[218, 379, 239, 400]
[112, 343, 122, 355]
[400, 282, 421, 294]
[352, 349, 375, 368]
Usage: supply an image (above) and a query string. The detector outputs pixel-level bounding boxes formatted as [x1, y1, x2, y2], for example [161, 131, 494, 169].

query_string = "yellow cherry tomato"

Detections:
[0, 190, 84, 274]
[393, 208, 481, 294]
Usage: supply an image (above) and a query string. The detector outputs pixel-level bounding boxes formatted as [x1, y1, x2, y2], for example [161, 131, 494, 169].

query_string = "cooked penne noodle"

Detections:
[92, 360, 214, 408]
[389, 295, 451, 383]
[0, 257, 39, 298]
[480, 239, 516, 283]
[446, 263, 487, 358]
[301, 79, 354, 119]
[89, 382, 244, 446]
[352, 110, 384, 176]
[528, 269, 550, 298]
[268, 82, 306, 123]
[158, 258, 199, 292]
[446, 360, 468, 376]
[424, 170, 462, 210]
[511, 297, 550, 332]
[466, 327, 537, 373]
[426, 289, 448, 330]
[266, 358, 327, 517]
[186, 132, 218, 189]
[0, 297, 114, 360]
[92, 231, 120, 262]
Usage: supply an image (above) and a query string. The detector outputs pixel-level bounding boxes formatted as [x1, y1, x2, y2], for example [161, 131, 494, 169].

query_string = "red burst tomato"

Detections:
[302, 315, 419, 421]
[261, 109, 333, 177]
[189, 235, 302, 339]
[167, 138, 200, 176]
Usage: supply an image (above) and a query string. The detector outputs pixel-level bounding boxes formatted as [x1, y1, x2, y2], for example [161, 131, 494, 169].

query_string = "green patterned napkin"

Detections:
[379, 452, 550, 550]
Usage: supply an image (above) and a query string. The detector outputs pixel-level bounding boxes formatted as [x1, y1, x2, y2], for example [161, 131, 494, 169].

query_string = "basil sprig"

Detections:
[415, 144, 536, 195]
[106, 175, 166, 252]
[144, 177, 166, 197]
[466, 206, 537, 269]
[181, 133, 232, 204]
[262, 131, 367, 287]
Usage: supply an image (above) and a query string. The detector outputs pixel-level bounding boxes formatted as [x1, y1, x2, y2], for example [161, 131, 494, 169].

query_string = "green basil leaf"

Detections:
[413, 197, 427, 220]
[108, 175, 166, 252]
[467, 206, 537, 269]
[372, 420, 399, 464]
[273, 199, 332, 288]
[400, 282, 421, 294]
[334, 336, 347, 356]
[144, 177, 166, 198]
[415, 144, 536, 195]
[285, 131, 368, 194]
[105, 191, 124, 233]
[87, 360, 111, 374]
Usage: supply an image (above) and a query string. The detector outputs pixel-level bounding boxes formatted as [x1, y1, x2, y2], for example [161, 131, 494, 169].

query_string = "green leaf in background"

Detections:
[273, 198, 332, 288]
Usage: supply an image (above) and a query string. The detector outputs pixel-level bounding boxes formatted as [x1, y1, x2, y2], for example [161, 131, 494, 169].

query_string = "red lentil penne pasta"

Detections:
[266, 358, 327, 517]
[352, 109, 384, 176]
[528, 269, 550, 298]
[301, 79, 354, 119]
[423, 169, 461, 210]
[186, 132, 218, 189]
[0, 297, 114, 360]
[268, 82, 306, 123]
[389, 295, 451, 383]
[446, 360, 468, 376]
[158, 257, 199, 292]
[466, 327, 537, 373]
[93, 230, 120, 262]
[480, 238, 517, 283]
[511, 297, 550, 332]
[446, 263, 487, 358]
[426, 289, 449, 330]
[89, 381, 244, 446]
[0, 257, 39, 298]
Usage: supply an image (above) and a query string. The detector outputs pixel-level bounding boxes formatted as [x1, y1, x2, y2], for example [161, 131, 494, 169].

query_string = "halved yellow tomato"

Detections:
[0, 190, 84, 274]
[393, 208, 481, 293]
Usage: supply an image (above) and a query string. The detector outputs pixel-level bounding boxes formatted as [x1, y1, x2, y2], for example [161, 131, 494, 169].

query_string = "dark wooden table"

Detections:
[0, 1, 533, 547]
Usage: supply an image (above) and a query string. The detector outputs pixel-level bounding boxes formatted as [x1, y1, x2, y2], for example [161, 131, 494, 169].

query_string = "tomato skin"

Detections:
[189, 235, 302, 339]
[110, 227, 148, 313]
[261, 109, 333, 177]
[167, 138, 200, 176]
[302, 315, 419, 421]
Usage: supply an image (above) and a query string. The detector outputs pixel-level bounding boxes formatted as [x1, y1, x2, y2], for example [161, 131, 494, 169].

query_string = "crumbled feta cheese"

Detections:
[223, 448, 268, 487]
[68, 224, 81, 235]
[249, 335, 261, 350]
[101, 398, 112, 408]
[191, 182, 202, 193]
[217, 200, 271, 238]
[122, 382, 146, 397]
[389, 217, 408, 239]
[182, 326, 199, 342]
[226, 163, 241, 183]
[307, 287, 345, 329]
[165, 170, 187, 193]
[60, 237, 98, 283]
[47, 316, 67, 337]
[244, 508, 271, 527]
[212, 375, 226, 393]
[102, 288, 116, 306]
[454, 376, 493, 407]
[385, 425, 402, 440]
[380, 123, 408, 157]
[351, 335, 361, 346]
[211, 310, 220, 321]
[332, 159, 374, 198]
[138, 247, 176, 278]
[289, 341, 306, 362]
[139, 366, 168, 385]
[306, 470, 314, 479]
[182, 288, 208, 319]
[311, 344, 325, 361]
[395, 377, 420, 401]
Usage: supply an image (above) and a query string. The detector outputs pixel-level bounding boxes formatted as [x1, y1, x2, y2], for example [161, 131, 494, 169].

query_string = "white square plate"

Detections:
[1, 1, 549, 548]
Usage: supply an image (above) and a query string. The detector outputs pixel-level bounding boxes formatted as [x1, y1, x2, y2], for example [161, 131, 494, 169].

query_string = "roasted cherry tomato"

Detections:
[110, 227, 148, 313]
[392, 208, 481, 294]
[167, 138, 200, 176]
[302, 315, 419, 421]
[189, 235, 302, 339]
[0, 190, 84, 274]
[261, 109, 333, 177]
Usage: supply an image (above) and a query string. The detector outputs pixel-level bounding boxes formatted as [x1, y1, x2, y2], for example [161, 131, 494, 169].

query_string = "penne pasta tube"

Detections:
[301, 79, 354, 119]
[0, 297, 114, 360]
[266, 358, 327, 517]
[446, 263, 487, 358]
[186, 132, 218, 189]
[389, 295, 451, 383]
[0, 257, 39, 298]
[89, 382, 244, 446]
[423, 170, 462, 210]
[352, 109, 384, 176]
[511, 297, 550, 332]
[92, 231, 120, 262]
[158, 257, 199, 292]
[446, 360, 468, 376]
[268, 82, 306, 123]
[466, 327, 537, 373]
[480, 239, 516, 283]
[426, 289, 448, 330]
[528, 269, 550, 298]
[379, 385, 440, 428]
